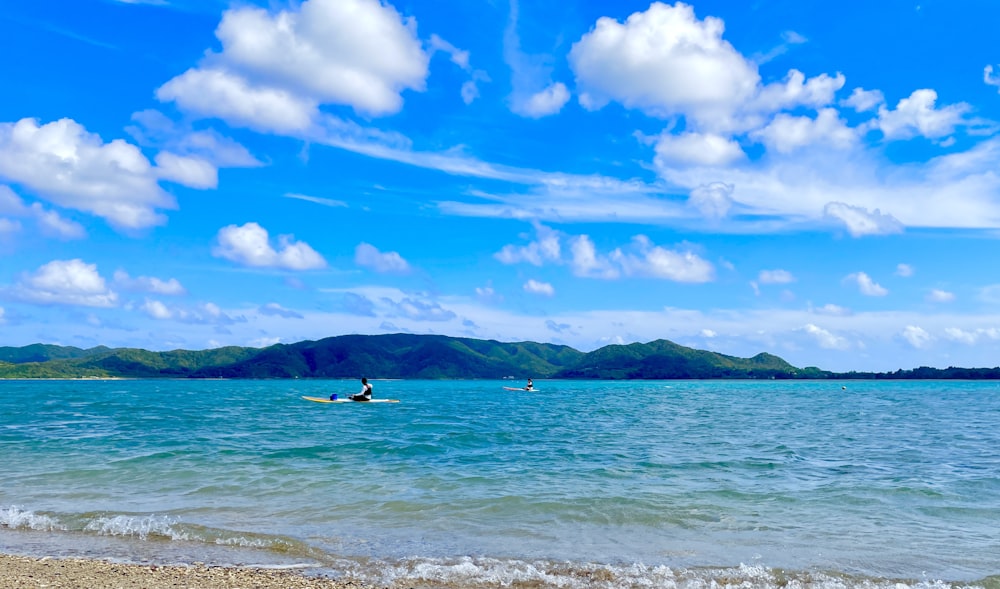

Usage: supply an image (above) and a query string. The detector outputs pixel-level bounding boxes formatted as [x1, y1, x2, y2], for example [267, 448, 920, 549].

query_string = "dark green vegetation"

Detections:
[0, 334, 996, 379]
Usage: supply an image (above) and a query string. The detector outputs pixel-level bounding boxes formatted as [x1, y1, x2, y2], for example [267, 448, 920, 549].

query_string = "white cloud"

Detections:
[0, 187, 86, 239]
[137, 299, 244, 325]
[283, 193, 348, 208]
[0, 218, 19, 236]
[985, 65, 1000, 92]
[899, 325, 932, 349]
[687, 182, 734, 220]
[569, 235, 619, 279]
[823, 202, 904, 236]
[157, 0, 428, 132]
[654, 132, 745, 167]
[896, 263, 914, 277]
[523, 279, 555, 296]
[752, 108, 856, 153]
[495, 225, 562, 266]
[10, 259, 118, 307]
[113, 270, 186, 295]
[570, 2, 759, 123]
[926, 289, 955, 303]
[32, 205, 86, 240]
[813, 303, 851, 316]
[751, 70, 845, 113]
[504, 0, 568, 119]
[610, 235, 714, 283]
[385, 297, 456, 322]
[943, 327, 1000, 345]
[259, 302, 304, 319]
[520, 83, 571, 118]
[213, 222, 327, 270]
[461, 81, 481, 105]
[758, 269, 794, 284]
[141, 299, 173, 319]
[841, 87, 885, 112]
[157, 68, 319, 134]
[127, 109, 262, 169]
[154, 152, 218, 189]
[876, 89, 971, 140]
[475, 284, 503, 303]
[801, 323, 850, 350]
[0, 118, 176, 229]
[355, 242, 411, 274]
[845, 272, 888, 296]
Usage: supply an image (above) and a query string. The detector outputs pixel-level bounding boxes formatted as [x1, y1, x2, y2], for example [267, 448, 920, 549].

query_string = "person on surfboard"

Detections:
[349, 377, 373, 402]
[525, 378, 534, 391]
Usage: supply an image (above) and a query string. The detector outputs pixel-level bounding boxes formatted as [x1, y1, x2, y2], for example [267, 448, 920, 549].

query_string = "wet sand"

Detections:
[0, 554, 376, 589]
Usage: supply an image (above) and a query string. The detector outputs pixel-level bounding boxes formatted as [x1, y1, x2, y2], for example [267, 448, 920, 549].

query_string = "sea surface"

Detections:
[1, 379, 998, 589]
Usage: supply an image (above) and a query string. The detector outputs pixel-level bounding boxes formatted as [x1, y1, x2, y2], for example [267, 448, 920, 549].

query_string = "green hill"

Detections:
[0, 334, 826, 379]
[554, 339, 817, 379]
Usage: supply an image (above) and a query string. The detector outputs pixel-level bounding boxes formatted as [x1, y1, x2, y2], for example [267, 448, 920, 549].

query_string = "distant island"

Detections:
[1, 334, 998, 380]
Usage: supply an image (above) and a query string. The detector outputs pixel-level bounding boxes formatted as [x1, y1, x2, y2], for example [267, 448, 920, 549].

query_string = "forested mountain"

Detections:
[1, 334, 995, 379]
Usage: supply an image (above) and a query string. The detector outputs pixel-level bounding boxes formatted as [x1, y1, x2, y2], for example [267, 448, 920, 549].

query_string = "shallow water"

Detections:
[2, 379, 999, 588]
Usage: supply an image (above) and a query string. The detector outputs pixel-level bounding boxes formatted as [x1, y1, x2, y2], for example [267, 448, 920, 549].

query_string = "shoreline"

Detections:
[0, 553, 375, 589]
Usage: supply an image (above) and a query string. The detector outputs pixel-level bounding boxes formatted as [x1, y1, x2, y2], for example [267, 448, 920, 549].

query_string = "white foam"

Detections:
[0, 506, 64, 531]
[334, 556, 985, 589]
[84, 514, 187, 541]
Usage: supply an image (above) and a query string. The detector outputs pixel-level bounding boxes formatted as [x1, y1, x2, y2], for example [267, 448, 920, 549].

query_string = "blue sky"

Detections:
[1, 0, 999, 372]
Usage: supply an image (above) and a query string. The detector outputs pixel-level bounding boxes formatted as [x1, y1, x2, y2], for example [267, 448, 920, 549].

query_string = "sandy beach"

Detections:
[0, 554, 376, 589]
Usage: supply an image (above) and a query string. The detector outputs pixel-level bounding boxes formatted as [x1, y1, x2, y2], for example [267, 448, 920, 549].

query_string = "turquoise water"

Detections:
[1, 379, 998, 588]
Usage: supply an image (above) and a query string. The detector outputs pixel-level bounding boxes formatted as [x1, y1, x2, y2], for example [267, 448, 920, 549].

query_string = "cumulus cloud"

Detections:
[841, 87, 885, 112]
[154, 152, 218, 189]
[926, 289, 955, 303]
[495, 225, 562, 266]
[823, 202, 904, 236]
[609, 236, 714, 283]
[157, 0, 429, 130]
[943, 326, 1000, 345]
[523, 279, 555, 296]
[0, 118, 176, 230]
[987, 65, 1000, 92]
[751, 70, 845, 113]
[504, 0, 570, 118]
[9, 259, 118, 307]
[113, 270, 186, 295]
[687, 182, 734, 220]
[654, 132, 745, 167]
[499, 226, 714, 283]
[758, 269, 795, 284]
[570, 1, 758, 122]
[801, 323, 850, 350]
[213, 222, 326, 270]
[845, 272, 888, 296]
[0, 185, 86, 240]
[475, 283, 503, 303]
[896, 263, 914, 277]
[752, 108, 856, 153]
[899, 325, 932, 349]
[876, 89, 971, 140]
[569, 235, 619, 279]
[127, 110, 262, 170]
[520, 83, 571, 118]
[355, 242, 411, 274]
[139, 299, 244, 325]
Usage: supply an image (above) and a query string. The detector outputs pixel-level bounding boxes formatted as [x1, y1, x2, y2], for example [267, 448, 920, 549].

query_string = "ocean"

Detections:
[1, 378, 998, 588]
